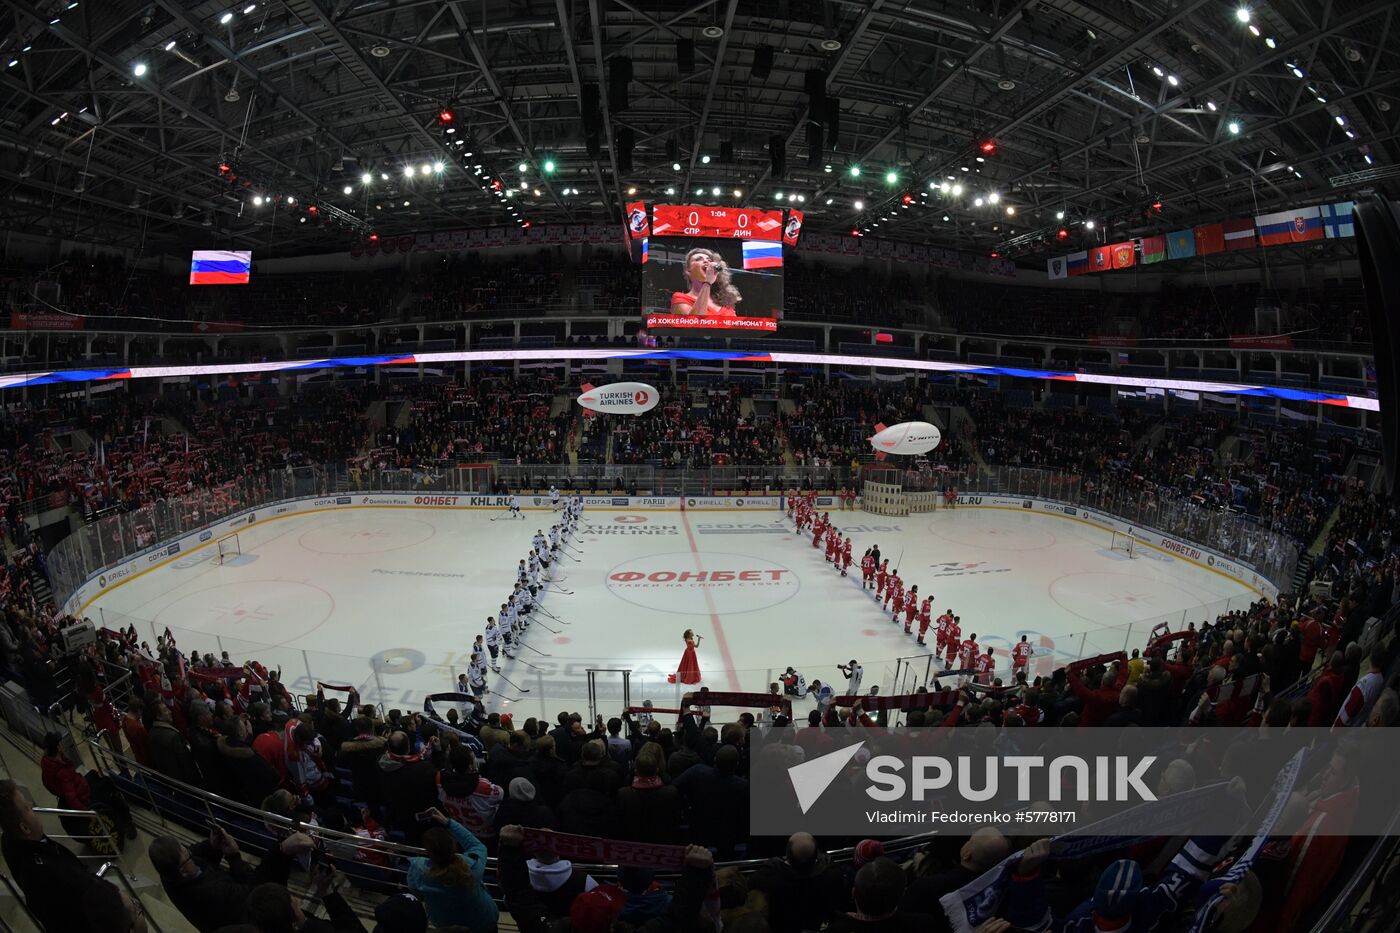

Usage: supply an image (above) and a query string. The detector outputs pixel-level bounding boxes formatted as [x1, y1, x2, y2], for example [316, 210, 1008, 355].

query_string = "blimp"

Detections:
[868, 420, 942, 455]
[577, 382, 661, 415]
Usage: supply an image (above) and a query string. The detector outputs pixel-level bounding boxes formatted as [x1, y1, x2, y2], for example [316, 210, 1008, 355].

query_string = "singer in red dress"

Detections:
[667, 628, 703, 684]
[670, 248, 741, 317]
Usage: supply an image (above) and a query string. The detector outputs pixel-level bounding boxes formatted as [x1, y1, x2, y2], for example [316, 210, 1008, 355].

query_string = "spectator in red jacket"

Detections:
[39, 733, 90, 811]
[1066, 657, 1128, 726]
[1306, 652, 1348, 727]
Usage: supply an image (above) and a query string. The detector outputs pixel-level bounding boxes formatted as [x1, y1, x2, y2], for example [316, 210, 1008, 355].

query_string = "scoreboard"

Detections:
[649, 204, 785, 240]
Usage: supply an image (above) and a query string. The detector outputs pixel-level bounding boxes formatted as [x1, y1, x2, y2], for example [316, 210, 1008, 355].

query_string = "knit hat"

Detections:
[853, 839, 885, 868]
[500, 713, 514, 729]
[570, 883, 626, 933]
[373, 893, 428, 933]
[509, 776, 537, 801]
[1093, 859, 1143, 918]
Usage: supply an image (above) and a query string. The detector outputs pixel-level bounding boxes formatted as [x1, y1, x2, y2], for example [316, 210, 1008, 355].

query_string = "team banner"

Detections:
[750, 727, 1391, 838]
[518, 829, 690, 870]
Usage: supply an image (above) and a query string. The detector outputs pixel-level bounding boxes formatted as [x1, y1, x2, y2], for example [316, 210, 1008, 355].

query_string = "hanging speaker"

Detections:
[1356, 195, 1400, 494]
[805, 69, 827, 108]
[752, 46, 773, 81]
[616, 127, 634, 173]
[609, 57, 632, 112]
[825, 97, 840, 147]
[769, 135, 786, 179]
[581, 82, 600, 132]
[677, 38, 695, 75]
[806, 122, 823, 167]
[720, 140, 734, 163]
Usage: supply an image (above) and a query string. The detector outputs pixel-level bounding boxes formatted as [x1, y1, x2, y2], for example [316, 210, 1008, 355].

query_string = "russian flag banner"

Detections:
[741, 240, 783, 270]
[1255, 207, 1323, 246]
[189, 250, 252, 285]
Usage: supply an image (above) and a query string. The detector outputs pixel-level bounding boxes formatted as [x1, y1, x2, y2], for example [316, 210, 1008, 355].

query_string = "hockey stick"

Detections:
[545, 585, 574, 595]
[488, 688, 524, 703]
[536, 608, 571, 625]
[518, 641, 552, 657]
[489, 509, 511, 522]
[494, 672, 530, 692]
[510, 656, 544, 672]
[530, 617, 560, 634]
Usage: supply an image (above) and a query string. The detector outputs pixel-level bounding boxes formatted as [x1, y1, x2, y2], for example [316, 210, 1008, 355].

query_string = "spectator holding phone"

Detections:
[406, 807, 498, 932]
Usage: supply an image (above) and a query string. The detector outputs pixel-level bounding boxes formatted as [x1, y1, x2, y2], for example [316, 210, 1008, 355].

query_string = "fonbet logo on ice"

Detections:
[606, 551, 798, 615]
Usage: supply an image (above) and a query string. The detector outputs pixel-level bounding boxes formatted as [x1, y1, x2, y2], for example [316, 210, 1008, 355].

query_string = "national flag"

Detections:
[1166, 229, 1196, 260]
[1116, 351, 1130, 365]
[1256, 206, 1323, 246]
[1111, 241, 1136, 269]
[640, 238, 649, 263]
[1322, 201, 1355, 238]
[741, 240, 783, 269]
[1066, 251, 1089, 276]
[1089, 244, 1113, 272]
[1141, 234, 1167, 264]
[189, 250, 252, 285]
[1046, 256, 1067, 280]
[1193, 223, 1225, 255]
[1223, 217, 1256, 251]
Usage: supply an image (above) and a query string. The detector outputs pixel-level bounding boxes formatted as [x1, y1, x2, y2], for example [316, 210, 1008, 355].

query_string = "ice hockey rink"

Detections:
[82, 502, 1263, 721]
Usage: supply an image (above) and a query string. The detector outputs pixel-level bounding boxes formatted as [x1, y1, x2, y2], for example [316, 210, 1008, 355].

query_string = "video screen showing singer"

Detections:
[670, 247, 741, 317]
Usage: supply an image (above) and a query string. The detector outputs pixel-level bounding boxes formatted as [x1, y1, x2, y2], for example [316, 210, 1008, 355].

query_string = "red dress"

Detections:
[671, 292, 737, 317]
[668, 637, 702, 684]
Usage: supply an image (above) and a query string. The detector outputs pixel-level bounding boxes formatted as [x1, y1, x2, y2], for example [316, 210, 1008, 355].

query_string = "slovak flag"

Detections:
[741, 240, 783, 270]
[189, 250, 252, 285]
[1255, 207, 1323, 246]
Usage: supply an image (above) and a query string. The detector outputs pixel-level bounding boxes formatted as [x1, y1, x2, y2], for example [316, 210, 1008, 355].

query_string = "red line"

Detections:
[677, 508, 741, 691]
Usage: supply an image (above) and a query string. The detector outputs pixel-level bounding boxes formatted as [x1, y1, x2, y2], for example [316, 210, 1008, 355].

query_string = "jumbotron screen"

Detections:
[635, 204, 798, 334]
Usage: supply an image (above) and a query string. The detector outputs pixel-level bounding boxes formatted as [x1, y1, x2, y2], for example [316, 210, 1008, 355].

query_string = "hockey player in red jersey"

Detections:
[903, 584, 919, 633]
[975, 646, 995, 684]
[840, 537, 853, 576]
[875, 561, 889, 600]
[1012, 635, 1034, 677]
[959, 632, 980, 671]
[812, 512, 826, 549]
[860, 549, 875, 588]
[884, 571, 901, 612]
[944, 615, 962, 668]
[916, 596, 934, 645]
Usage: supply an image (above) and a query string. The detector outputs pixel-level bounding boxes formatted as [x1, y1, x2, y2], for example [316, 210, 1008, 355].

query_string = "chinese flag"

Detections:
[1194, 223, 1225, 255]
[1089, 244, 1113, 272]
[1110, 241, 1136, 269]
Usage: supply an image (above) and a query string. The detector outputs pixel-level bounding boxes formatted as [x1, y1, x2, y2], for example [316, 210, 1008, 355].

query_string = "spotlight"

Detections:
[1057, 228, 1069, 239]
[518, 162, 527, 172]
[543, 160, 555, 173]
[987, 191, 1000, 204]
[1335, 114, 1346, 126]
[420, 164, 432, 175]
[627, 187, 636, 195]
[1236, 7, 1250, 23]
[220, 12, 233, 25]
[243, 3, 256, 12]
[1228, 121, 1241, 134]
[712, 186, 721, 196]
[1167, 74, 1179, 86]
[380, 172, 389, 181]
[253, 195, 263, 206]
[342, 185, 352, 195]
[361, 173, 372, 185]
[164, 40, 176, 51]
[950, 184, 963, 196]
[1248, 24, 1259, 36]
[665, 187, 675, 195]
[849, 165, 861, 177]
[979, 140, 996, 153]
[1206, 100, 1217, 111]
[432, 161, 443, 173]
[824, 164, 833, 173]
[733, 189, 742, 198]
[403, 165, 414, 178]
[797, 194, 805, 202]
[825, 198, 833, 204]
[974, 197, 984, 207]
[853, 200, 863, 209]
[775, 192, 783, 200]
[1085, 219, 1095, 229]
[133, 62, 148, 77]
[1152, 65, 1164, 77]
[286, 196, 295, 205]
[438, 107, 454, 123]
[695, 187, 704, 195]
[1055, 210, 1065, 219]
[1264, 37, 1276, 48]
[672, 162, 681, 171]
[884, 170, 898, 184]
[942, 215, 950, 222]
[701, 154, 711, 164]
[1005, 206, 1015, 215]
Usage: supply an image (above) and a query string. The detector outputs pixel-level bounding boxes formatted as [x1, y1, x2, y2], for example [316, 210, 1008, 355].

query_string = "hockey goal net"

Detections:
[215, 533, 241, 565]
[1110, 531, 1137, 559]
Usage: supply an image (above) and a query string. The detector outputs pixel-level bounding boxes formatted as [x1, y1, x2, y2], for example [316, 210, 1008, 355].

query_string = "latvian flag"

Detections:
[741, 240, 783, 270]
[189, 250, 252, 285]
[1255, 207, 1323, 246]
[1223, 217, 1256, 251]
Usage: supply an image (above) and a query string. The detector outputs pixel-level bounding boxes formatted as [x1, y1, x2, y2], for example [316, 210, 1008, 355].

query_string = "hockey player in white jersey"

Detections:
[532, 530, 547, 552]
[484, 616, 505, 671]
[550, 485, 561, 509]
[507, 494, 522, 519]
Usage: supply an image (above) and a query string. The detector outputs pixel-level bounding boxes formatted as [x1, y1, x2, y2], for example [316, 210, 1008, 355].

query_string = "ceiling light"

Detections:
[1264, 37, 1276, 48]
[824, 164, 833, 173]
[951, 184, 963, 196]
[665, 187, 674, 195]
[797, 195, 805, 202]
[361, 173, 372, 185]
[1248, 24, 1259, 37]
[6, 59, 16, 68]
[942, 214, 950, 221]
[854, 200, 863, 210]
[672, 162, 681, 171]
[403, 165, 414, 178]
[1151, 66, 1164, 77]
[849, 165, 861, 177]
[732, 189, 742, 197]
[701, 154, 711, 164]
[219, 12, 233, 25]
[975, 156, 985, 163]
[1236, 7, 1250, 23]
[695, 187, 704, 195]
[885, 170, 898, 184]
[1167, 75, 1179, 86]
[1206, 100, 1217, 111]
[712, 186, 721, 196]
[775, 192, 783, 200]
[244, 3, 256, 12]
[974, 197, 984, 207]
[380, 172, 389, 181]
[1288, 64, 1304, 78]
[703, 25, 725, 39]
[1228, 121, 1241, 134]
[825, 198, 833, 205]
[1335, 114, 1346, 126]
[1345, 130, 1356, 139]
[543, 160, 555, 173]
[517, 162, 527, 172]
[960, 165, 970, 172]
[987, 192, 1000, 204]
[626, 186, 636, 195]
[533, 189, 540, 196]
[253, 195, 263, 206]
[1005, 206, 1015, 215]
[342, 185, 352, 195]
[788, 193, 797, 202]
[421, 164, 433, 175]
[403, 200, 410, 206]
[163, 40, 176, 51]
[1056, 210, 1065, 219]
[520, 180, 528, 189]
[1085, 219, 1095, 229]
[133, 62, 149, 77]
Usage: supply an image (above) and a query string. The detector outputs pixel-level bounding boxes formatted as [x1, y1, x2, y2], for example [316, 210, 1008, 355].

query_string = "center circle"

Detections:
[605, 550, 800, 615]
[152, 580, 335, 647]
